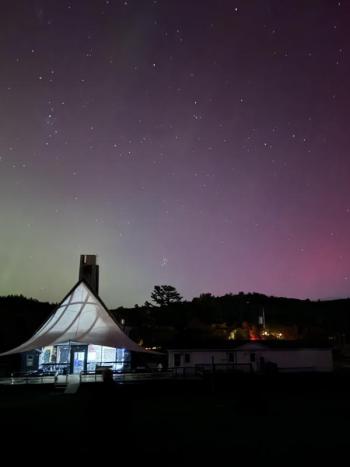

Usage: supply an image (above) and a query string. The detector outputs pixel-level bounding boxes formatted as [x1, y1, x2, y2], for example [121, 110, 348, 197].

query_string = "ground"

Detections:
[1, 373, 349, 464]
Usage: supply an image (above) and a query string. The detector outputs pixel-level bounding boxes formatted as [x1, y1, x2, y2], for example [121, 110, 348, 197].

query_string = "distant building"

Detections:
[167, 340, 333, 374]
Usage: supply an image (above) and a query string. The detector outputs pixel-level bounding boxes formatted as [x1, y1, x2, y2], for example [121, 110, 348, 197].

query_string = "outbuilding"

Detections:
[167, 340, 333, 374]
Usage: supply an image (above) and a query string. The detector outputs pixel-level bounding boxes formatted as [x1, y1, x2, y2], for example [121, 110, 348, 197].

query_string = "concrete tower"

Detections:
[79, 254, 99, 295]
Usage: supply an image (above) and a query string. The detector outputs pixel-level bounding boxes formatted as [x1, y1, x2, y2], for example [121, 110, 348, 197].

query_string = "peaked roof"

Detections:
[0, 280, 147, 355]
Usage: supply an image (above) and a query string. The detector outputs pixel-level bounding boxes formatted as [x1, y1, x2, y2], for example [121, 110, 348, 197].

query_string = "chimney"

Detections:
[79, 255, 99, 295]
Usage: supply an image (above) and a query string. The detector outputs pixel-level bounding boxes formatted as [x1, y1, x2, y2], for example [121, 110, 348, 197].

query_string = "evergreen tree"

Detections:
[151, 285, 183, 307]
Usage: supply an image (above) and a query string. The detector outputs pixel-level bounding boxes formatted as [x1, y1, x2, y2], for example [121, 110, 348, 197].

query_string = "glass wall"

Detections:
[39, 344, 70, 373]
[38, 343, 129, 373]
[86, 344, 127, 371]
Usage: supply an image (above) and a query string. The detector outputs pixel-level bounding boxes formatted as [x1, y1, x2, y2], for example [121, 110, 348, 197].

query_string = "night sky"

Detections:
[1, 0, 350, 307]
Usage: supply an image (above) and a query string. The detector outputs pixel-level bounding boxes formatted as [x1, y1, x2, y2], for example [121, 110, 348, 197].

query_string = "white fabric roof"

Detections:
[0, 281, 147, 355]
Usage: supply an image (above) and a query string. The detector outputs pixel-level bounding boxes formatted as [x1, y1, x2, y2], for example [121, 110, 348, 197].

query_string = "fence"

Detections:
[172, 363, 253, 377]
[0, 362, 253, 385]
[0, 371, 58, 385]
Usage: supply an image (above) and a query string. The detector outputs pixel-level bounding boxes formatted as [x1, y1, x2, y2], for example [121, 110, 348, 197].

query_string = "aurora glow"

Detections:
[1, 0, 350, 306]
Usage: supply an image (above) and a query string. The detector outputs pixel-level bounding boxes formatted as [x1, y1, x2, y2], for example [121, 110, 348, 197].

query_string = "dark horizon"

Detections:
[1, 286, 350, 310]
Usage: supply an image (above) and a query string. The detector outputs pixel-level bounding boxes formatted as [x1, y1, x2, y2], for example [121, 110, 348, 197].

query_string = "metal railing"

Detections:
[172, 363, 253, 377]
[79, 367, 173, 383]
[0, 371, 57, 385]
[278, 366, 315, 373]
[0, 363, 255, 386]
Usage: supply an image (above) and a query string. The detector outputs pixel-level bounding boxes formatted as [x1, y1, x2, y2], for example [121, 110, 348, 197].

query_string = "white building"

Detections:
[167, 341, 333, 374]
[0, 280, 149, 374]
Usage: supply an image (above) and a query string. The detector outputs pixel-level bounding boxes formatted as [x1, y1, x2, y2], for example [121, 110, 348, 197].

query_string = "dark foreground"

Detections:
[1, 373, 350, 464]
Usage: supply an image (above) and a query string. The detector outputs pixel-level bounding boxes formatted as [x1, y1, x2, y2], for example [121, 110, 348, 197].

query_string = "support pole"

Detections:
[68, 340, 72, 375]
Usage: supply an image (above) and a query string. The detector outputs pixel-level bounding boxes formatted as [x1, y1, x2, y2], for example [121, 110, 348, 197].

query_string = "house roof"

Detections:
[0, 280, 148, 356]
[166, 339, 332, 351]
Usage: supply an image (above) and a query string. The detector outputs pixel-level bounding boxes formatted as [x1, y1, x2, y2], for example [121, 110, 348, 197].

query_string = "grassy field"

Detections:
[1, 374, 350, 463]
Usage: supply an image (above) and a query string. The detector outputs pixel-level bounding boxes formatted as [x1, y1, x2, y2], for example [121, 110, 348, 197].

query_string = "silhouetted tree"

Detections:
[151, 285, 183, 307]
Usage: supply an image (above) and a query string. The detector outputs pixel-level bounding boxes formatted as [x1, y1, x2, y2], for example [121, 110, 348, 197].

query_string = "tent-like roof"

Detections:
[0, 280, 147, 355]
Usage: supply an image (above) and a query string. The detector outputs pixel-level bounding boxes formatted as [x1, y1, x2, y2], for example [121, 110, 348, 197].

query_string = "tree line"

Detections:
[112, 285, 350, 347]
[1, 285, 350, 352]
